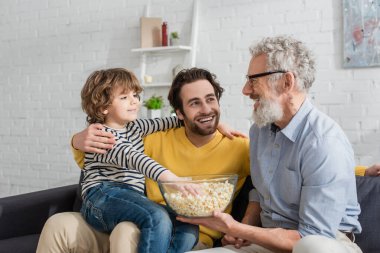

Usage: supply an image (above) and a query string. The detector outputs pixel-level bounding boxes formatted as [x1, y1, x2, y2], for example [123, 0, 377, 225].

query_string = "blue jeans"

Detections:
[81, 181, 198, 253]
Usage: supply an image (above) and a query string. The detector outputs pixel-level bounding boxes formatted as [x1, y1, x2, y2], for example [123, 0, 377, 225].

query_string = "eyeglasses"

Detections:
[245, 70, 287, 87]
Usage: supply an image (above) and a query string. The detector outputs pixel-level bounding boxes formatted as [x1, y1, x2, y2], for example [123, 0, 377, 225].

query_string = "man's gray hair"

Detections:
[249, 35, 316, 92]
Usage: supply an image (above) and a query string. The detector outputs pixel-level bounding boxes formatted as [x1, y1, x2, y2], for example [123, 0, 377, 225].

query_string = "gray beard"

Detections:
[252, 98, 284, 128]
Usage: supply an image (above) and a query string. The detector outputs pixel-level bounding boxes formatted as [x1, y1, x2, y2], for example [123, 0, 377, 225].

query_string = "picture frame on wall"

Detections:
[343, 0, 380, 68]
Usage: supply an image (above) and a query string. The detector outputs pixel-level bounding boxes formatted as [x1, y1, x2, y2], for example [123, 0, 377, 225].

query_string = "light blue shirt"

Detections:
[249, 98, 362, 238]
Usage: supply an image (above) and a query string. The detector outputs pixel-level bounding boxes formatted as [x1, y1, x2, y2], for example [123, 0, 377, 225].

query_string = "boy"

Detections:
[79, 68, 198, 253]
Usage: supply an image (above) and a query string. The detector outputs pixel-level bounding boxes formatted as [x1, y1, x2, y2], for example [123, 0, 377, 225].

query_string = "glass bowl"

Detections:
[158, 174, 238, 218]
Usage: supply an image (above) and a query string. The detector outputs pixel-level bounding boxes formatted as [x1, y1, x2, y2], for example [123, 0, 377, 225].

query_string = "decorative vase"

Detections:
[147, 109, 161, 119]
[170, 38, 180, 46]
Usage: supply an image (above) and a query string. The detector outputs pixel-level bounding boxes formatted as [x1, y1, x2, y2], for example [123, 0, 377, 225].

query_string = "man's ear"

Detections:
[283, 72, 296, 92]
[176, 109, 184, 120]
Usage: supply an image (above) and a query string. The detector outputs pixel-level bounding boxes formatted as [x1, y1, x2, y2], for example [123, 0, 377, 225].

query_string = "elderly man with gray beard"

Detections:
[179, 35, 363, 253]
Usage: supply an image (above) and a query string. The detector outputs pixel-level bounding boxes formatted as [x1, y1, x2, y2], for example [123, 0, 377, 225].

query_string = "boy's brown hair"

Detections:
[81, 68, 142, 124]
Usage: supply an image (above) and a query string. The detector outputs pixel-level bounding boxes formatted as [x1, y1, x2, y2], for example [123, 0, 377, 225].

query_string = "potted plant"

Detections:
[170, 32, 180, 46]
[143, 95, 164, 118]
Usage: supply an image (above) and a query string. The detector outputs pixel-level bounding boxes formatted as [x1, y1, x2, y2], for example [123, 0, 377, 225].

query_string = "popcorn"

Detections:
[163, 180, 235, 217]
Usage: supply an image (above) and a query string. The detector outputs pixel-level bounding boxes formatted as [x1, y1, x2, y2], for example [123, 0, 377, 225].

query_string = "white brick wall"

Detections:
[1, 0, 379, 197]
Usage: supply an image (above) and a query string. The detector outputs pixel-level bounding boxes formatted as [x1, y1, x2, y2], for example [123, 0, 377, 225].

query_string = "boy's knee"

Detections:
[149, 206, 171, 225]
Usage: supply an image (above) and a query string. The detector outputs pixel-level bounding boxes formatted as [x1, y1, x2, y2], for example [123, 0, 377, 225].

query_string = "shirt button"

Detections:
[274, 143, 280, 148]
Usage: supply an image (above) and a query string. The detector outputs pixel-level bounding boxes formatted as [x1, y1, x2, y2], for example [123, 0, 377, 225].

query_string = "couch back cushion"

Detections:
[231, 176, 253, 222]
[355, 176, 380, 253]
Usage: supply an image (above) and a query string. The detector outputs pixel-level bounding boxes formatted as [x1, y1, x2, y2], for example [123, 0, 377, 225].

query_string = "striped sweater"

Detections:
[81, 116, 180, 197]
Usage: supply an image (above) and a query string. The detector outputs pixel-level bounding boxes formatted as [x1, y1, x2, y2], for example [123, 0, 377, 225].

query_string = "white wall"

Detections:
[1, 0, 379, 197]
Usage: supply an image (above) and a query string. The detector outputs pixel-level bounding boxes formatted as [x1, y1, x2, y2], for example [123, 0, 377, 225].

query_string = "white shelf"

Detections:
[142, 82, 171, 87]
[131, 45, 192, 53]
[134, 0, 199, 90]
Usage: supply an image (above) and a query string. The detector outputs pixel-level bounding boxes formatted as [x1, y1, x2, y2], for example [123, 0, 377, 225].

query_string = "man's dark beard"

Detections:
[184, 112, 219, 136]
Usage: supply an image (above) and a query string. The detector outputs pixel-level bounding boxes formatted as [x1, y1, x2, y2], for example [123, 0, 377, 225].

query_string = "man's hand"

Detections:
[72, 123, 116, 153]
[177, 211, 237, 235]
[217, 122, 248, 139]
[222, 234, 251, 248]
[365, 164, 380, 177]
[220, 206, 255, 249]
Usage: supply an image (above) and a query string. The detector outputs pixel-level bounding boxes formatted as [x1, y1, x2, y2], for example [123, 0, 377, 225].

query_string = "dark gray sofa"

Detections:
[0, 176, 379, 253]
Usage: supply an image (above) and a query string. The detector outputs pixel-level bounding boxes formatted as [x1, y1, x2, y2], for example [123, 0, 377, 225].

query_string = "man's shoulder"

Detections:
[299, 108, 354, 160]
[216, 131, 249, 149]
[226, 134, 249, 146]
[306, 108, 346, 140]
[144, 127, 184, 142]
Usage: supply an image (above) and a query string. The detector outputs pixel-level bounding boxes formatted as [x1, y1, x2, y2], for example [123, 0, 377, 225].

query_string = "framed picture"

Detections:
[343, 0, 380, 68]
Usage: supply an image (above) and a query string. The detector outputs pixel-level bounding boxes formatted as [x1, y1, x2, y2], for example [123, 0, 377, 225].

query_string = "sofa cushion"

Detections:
[355, 176, 380, 253]
[0, 234, 39, 253]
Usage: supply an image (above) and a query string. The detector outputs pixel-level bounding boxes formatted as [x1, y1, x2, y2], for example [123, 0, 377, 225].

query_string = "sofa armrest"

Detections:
[0, 184, 78, 240]
[355, 176, 380, 253]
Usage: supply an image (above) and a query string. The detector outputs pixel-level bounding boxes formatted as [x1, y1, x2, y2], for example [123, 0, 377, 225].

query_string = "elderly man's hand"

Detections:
[221, 211, 255, 248]
[365, 164, 380, 177]
[177, 211, 237, 235]
[222, 234, 251, 248]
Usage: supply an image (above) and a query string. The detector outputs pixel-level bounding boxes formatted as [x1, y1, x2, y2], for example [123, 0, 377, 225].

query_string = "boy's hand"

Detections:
[175, 181, 204, 196]
[72, 123, 116, 153]
[159, 172, 203, 196]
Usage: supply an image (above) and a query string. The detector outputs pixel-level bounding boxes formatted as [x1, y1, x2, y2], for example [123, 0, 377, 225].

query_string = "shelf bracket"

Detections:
[189, 0, 199, 67]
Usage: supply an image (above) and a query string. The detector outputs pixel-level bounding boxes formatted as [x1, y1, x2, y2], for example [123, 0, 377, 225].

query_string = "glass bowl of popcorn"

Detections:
[158, 174, 238, 218]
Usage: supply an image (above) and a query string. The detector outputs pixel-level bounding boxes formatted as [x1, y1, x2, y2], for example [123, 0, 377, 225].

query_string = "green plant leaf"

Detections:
[170, 32, 179, 39]
[143, 95, 164, 109]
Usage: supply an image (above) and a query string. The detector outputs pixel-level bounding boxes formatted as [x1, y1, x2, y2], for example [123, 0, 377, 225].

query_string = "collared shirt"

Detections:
[249, 98, 362, 238]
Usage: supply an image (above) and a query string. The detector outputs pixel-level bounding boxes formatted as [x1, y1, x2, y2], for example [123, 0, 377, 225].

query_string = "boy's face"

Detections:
[176, 79, 220, 136]
[103, 87, 141, 129]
